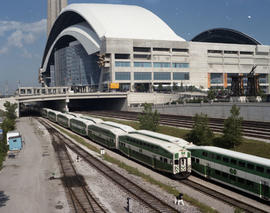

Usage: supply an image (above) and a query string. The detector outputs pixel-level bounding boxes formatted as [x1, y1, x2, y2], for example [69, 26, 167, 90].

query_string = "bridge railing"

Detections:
[16, 86, 127, 96]
[17, 87, 70, 96]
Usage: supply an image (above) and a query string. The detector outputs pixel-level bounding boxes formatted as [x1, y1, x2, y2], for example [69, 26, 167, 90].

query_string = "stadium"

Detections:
[40, 3, 270, 93]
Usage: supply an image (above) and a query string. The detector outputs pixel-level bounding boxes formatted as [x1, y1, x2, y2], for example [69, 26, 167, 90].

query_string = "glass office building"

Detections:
[52, 41, 100, 87]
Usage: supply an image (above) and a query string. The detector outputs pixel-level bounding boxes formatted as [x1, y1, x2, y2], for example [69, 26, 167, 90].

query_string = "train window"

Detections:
[215, 170, 221, 176]
[216, 155, 221, 160]
[196, 159, 200, 164]
[230, 159, 237, 165]
[191, 157, 195, 162]
[246, 180, 254, 187]
[239, 161, 246, 167]
[229, 175, 236, 181]
[223, 157, 229, 163]
[256, 166, 264, 173]
[222, 172, 228, 178]
[267, 169, 270, 174]
[160, 157, 163, 161]
[237, 177, 245, 183]
[164, 158, 168, 164]
[202, 152, 208, 157]
[175, 160, 179, 164]
[247, 163, 254, 170]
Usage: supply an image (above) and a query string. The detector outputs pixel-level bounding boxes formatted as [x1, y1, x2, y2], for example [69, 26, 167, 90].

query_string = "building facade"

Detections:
[41, 4, 270, 93]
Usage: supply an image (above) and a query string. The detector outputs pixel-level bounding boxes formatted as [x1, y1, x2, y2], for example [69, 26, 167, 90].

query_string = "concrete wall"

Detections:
[127, 92, 180, 106]
[129, 102, 270, 122]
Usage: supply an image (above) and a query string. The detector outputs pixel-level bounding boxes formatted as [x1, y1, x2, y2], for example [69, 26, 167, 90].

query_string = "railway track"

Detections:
[182, 179, 268, 213]
[41, 119, 107, 213]
[40, 118, 179, 213]
[40, 117, 270, 212]
[83, 110, 270, 140]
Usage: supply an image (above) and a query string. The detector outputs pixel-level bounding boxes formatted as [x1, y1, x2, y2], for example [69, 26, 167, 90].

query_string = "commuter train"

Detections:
[188, 146, 270, 200]
[41, 108, 192, 178]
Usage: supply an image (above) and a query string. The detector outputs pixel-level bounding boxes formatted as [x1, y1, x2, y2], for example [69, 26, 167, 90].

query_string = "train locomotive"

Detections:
[188, 146, 270, 200]
[41, 108, 192, 178]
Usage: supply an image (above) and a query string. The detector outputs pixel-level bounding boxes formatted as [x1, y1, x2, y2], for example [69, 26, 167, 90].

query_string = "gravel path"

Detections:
[0, 117, 70, 213]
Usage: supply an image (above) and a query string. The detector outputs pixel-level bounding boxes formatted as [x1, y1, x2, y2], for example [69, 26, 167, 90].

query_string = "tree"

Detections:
[0, 101, 16, 168]
[186, 113, 213, 145]
[1, 101, 17, 141]
[138, 103, 160, 131]
[221, 105, 243, 148]
[207, 88, 216, 100]
[3, 101, 17, 120]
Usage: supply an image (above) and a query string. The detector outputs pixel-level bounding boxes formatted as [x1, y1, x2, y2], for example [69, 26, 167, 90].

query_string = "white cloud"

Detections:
[21, 48, 33, 59]
[0, 46, 8, 54]
[0, 19, 46, 55]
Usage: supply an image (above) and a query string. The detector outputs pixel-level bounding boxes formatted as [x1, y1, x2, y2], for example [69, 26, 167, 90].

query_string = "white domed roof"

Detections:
[61, 3, 185, 41]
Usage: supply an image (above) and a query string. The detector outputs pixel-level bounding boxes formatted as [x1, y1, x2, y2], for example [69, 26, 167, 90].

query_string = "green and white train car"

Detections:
[69, 117, 94, 136]
[56, 113, 75, 128]
[189, 146, 270, 200]
[47, 109, 60, 122]
[88, 121, 134, 149]
[118, 130, 192, 178]
[41, 108, 49, 118]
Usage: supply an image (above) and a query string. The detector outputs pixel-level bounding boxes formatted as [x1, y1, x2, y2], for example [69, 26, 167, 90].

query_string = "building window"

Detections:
[240, 51, 253, 55]
[173, 72, 189, 80]
[115, 72, 130, 80]
[115, 61, 131, 67]
[133, 47, 151, 52]
[172, 63, 189, 68]
[172, 48, 188, 53]
[115, 54, 130, 59]
[208, 50, 222, 54]
[153, 47, 170, 52]
[154, 72, 171, 80]
[134, 72, 152, 80]
[224, 50, 238, 54]
[134, 62, 152, 67]
[210, 73, 223, 84]
[153, 62, 171, 68]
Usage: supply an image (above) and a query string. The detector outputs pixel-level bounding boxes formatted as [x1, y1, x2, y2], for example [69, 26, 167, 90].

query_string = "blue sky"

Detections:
[0, 0, 270, 94]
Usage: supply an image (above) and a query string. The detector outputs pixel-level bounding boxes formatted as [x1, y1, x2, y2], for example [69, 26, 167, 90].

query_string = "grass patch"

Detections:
[103, 154, 218, 213]
[233, 138, 270, 159]
[53, 124, 100, 153]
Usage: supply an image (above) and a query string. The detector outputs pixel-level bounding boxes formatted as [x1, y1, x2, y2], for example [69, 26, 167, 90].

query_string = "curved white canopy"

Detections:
[61, 3, 185, 41]
[42, 22, 101, 73]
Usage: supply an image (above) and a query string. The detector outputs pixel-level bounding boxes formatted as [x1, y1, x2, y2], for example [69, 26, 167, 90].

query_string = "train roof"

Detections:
[58, 113, 74, 119]
[189, 146, 270, 167]
[92, 123, 128, 136]
[79, 115, 103, 124]
[102, 121, 135, 133]
[70, 117, 95, 125]
[48, 109, 61, 115]
[127, 132, 186, 153]
[135, 130, 190, 147]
